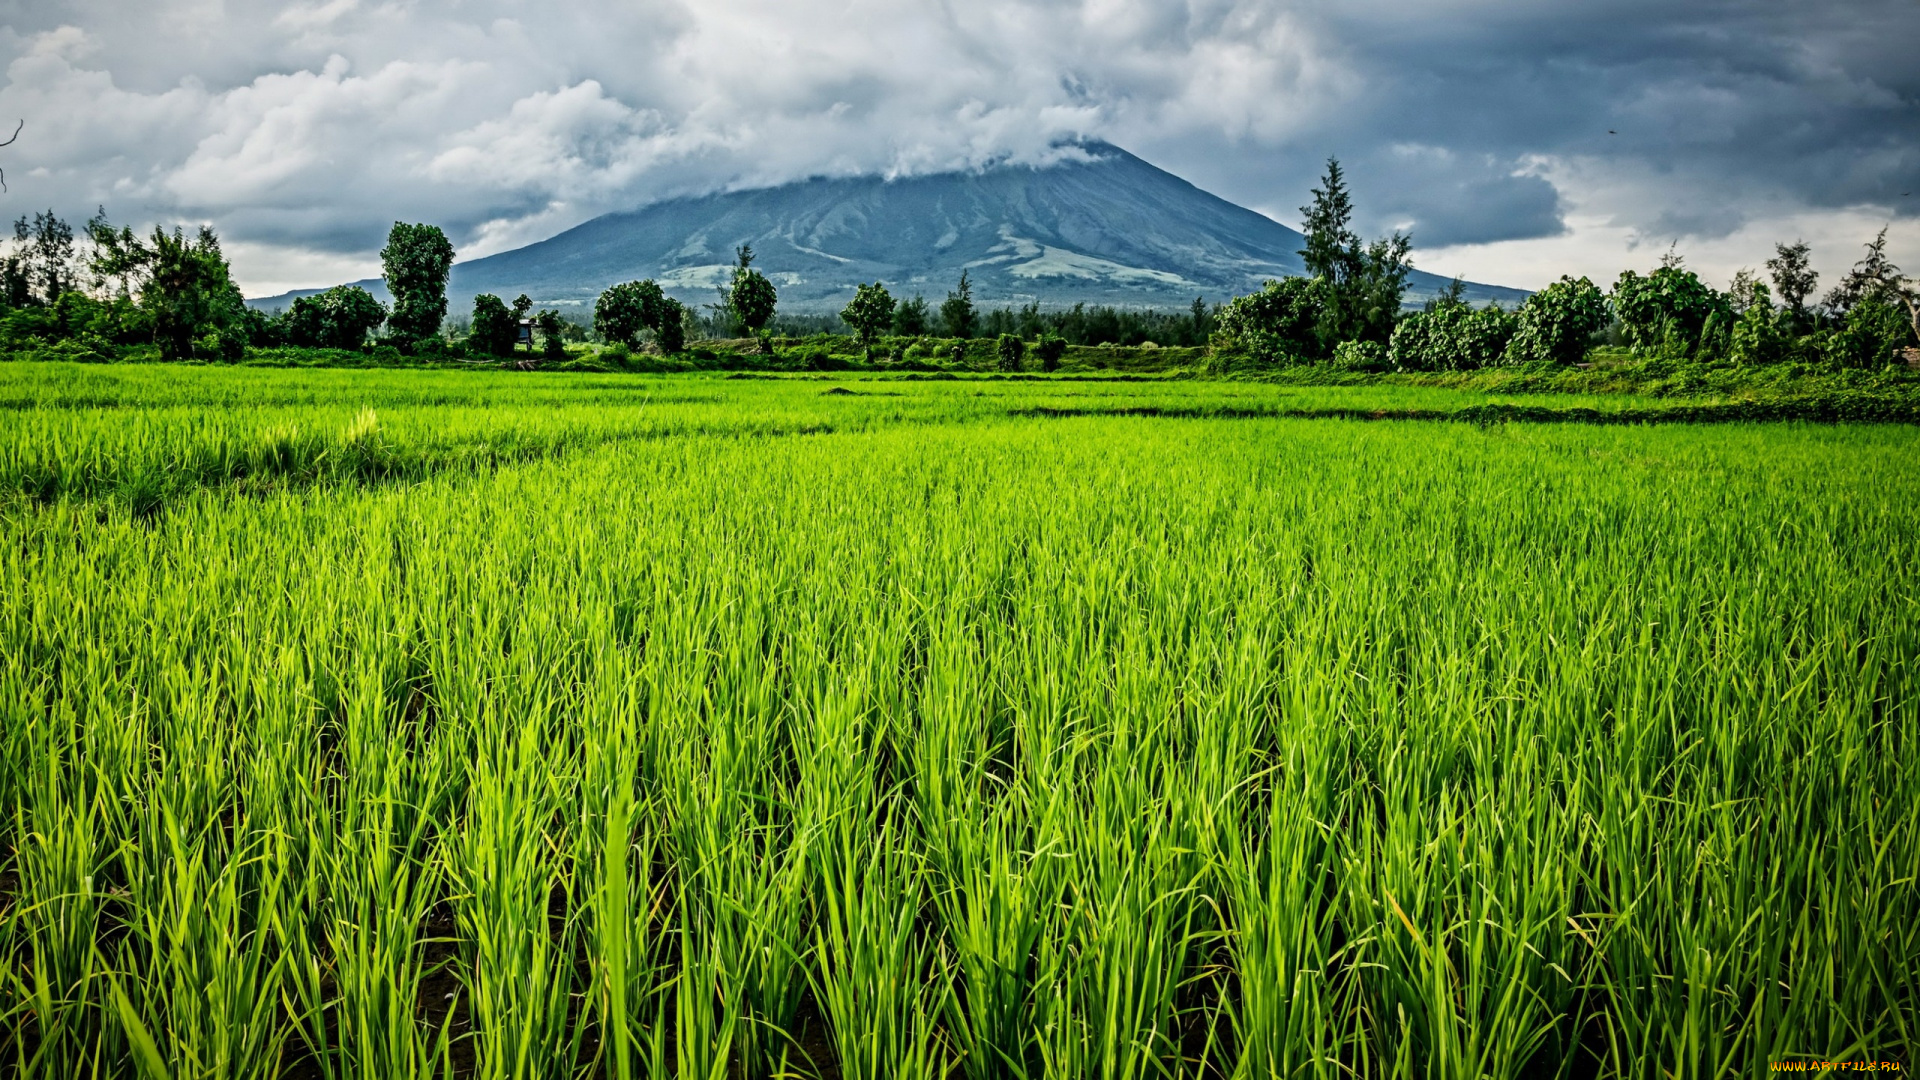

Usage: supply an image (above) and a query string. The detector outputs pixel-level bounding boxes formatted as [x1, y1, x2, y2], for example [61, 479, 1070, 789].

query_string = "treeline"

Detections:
[4, 159, 1915, 372]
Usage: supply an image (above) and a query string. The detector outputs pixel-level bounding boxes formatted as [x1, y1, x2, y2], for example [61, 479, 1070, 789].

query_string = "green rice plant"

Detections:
[2, 366, 1917, 1080]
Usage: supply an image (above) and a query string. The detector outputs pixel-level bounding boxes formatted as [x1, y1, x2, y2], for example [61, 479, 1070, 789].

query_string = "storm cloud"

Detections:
[0, 0, 1913, 294]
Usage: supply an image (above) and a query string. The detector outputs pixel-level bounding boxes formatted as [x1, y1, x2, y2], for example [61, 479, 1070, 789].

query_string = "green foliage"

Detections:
[1824, 227, 1904, 317]
[1034, 333, 1066, 372]
[1729, 281, 1786, 366]
[1389, 303, 1518, 371]
[1331, 338, 1386, 372]
[841, 282, 897, 360]
[379, 222, 455, 343]
[469, 293, 518, 357]
[892, 294, 929, 336]
[1505, 276, 1609, 366]
[85, 221, 249, 362]
[1213, 276, 1324, 363]
[994, 332, 1025, 372]
[655, 298, 688, 353]
[284, 285, 388, 351]
[1611, 264, 1732, 356]
[1818, 294, 1913, 369]
[1, 367, 1917, 1080]
[10, 209, 77, 304]
[721, 244, 778, 336]
[1298, 157, 1413, 347]
[939, 270, 976, 339]
[594, 281, 647, 347]
[1766, 240, 1818, 331]
[535, 309, 567, 361]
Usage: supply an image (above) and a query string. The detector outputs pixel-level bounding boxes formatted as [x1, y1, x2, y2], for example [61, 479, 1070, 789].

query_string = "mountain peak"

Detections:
[254, 144, 1526, 312]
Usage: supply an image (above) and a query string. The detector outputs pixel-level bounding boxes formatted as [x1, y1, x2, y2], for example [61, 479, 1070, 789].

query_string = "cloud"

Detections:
[0, 0, 1912, 294]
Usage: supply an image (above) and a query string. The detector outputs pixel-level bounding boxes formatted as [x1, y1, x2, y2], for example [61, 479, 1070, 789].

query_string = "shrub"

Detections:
[284, 286, 388, 351]
[1612, 266, 1731, 355]
[1504, 276, 1608, 366]
[995, 333, 1025, 372]
[1332, 339, 1387, 372]
[1034, 334, 1067, 372]
[1213, 277, 1324, 363]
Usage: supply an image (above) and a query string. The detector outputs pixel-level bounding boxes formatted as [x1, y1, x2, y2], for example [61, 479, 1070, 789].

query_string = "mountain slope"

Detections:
[255, 143, 1528, 314]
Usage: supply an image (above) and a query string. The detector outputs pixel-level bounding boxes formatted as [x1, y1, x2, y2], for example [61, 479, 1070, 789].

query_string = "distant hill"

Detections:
[251, 142, 1529, 316]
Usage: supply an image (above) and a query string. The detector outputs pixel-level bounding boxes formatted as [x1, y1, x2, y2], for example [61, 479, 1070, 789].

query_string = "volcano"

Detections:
[254, 142, 1527, 314]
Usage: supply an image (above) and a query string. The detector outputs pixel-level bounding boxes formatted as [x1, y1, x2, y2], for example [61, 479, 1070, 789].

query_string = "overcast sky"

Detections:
[2, 0, 1915, 296]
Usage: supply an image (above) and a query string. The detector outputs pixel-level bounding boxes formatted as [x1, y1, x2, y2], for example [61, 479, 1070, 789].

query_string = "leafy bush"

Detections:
[1034, 334, 1067, 372]
[284, 286, 388, 351]
[1612, 265, 1731, 356]
[1332, 339, 1387, 372]
[1389, 304, 1518, 371]
[1504, 276, 1609, 366]
[1213, 277, 1324, 363]
[996, 333, 1025, 372]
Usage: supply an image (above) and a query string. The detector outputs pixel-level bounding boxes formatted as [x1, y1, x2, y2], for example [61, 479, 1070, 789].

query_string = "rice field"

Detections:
[2, 362, 1916, 1078]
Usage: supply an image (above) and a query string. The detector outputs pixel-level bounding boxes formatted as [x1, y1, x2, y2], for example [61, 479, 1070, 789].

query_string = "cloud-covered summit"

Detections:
[1, 0, 1914, 296]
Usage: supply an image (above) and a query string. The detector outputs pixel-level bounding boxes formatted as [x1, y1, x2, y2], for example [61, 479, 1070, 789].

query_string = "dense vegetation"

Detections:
[7, 161, 1911, 378]
[2, 367, 1916, 1078]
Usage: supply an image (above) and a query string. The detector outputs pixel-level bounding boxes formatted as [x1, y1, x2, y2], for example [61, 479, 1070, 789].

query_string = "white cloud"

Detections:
[0, 1, 1910, 296]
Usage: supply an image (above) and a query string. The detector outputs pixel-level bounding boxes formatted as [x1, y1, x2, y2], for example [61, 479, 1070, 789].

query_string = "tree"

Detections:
[1765, 240, 1818, 331]
[655, 298, 687, 352]
[1034, 333, 1067, 372]
[535, 309, 567, 361]
[893, 294, 929, 336]
[88, 217, 248, 361]
[380, 222, 455, 344]
[1213, 276, 1324, 363]
[10, 210, 75, 304]
[1297, 157, 1413, 348]
[841, 282, 896, 361]
[594, 281, 655, 347]
[1729, 280, 1784, 365]
[1824, 228, 1904, 317]
[469, 294, 518, 357]
[1611, 263, 1730, 355]
[722, 245, 778, 345]
[1503, 276, 1608, 366]
[995, 333, 1025, 372]
[284, 286, 388, 350]
[940, 270, 976, 339]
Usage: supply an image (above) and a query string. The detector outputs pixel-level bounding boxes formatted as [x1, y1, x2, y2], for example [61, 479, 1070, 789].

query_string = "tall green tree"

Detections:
[841, 282, 896, 361]
[723, 244, 778, 344]
[88, 218, 247, 361]
[1765, 241, 1817, 331]
[892, 295, 929, 336]
[380, 222, 455, 343]
[535, 309, 566, 361]
[939, 270, 976, 339]
[1824, 228, 1905, 316]
[10, 210, 75, 304]
[1297, 158, 1412, 350]
[655, 298, 688, 352]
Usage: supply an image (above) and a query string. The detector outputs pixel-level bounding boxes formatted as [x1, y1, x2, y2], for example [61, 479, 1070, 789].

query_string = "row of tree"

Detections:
[5, 162, 1915, 369]
[0, 209, 463, 361]
[1210, 160, 1919, 372]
